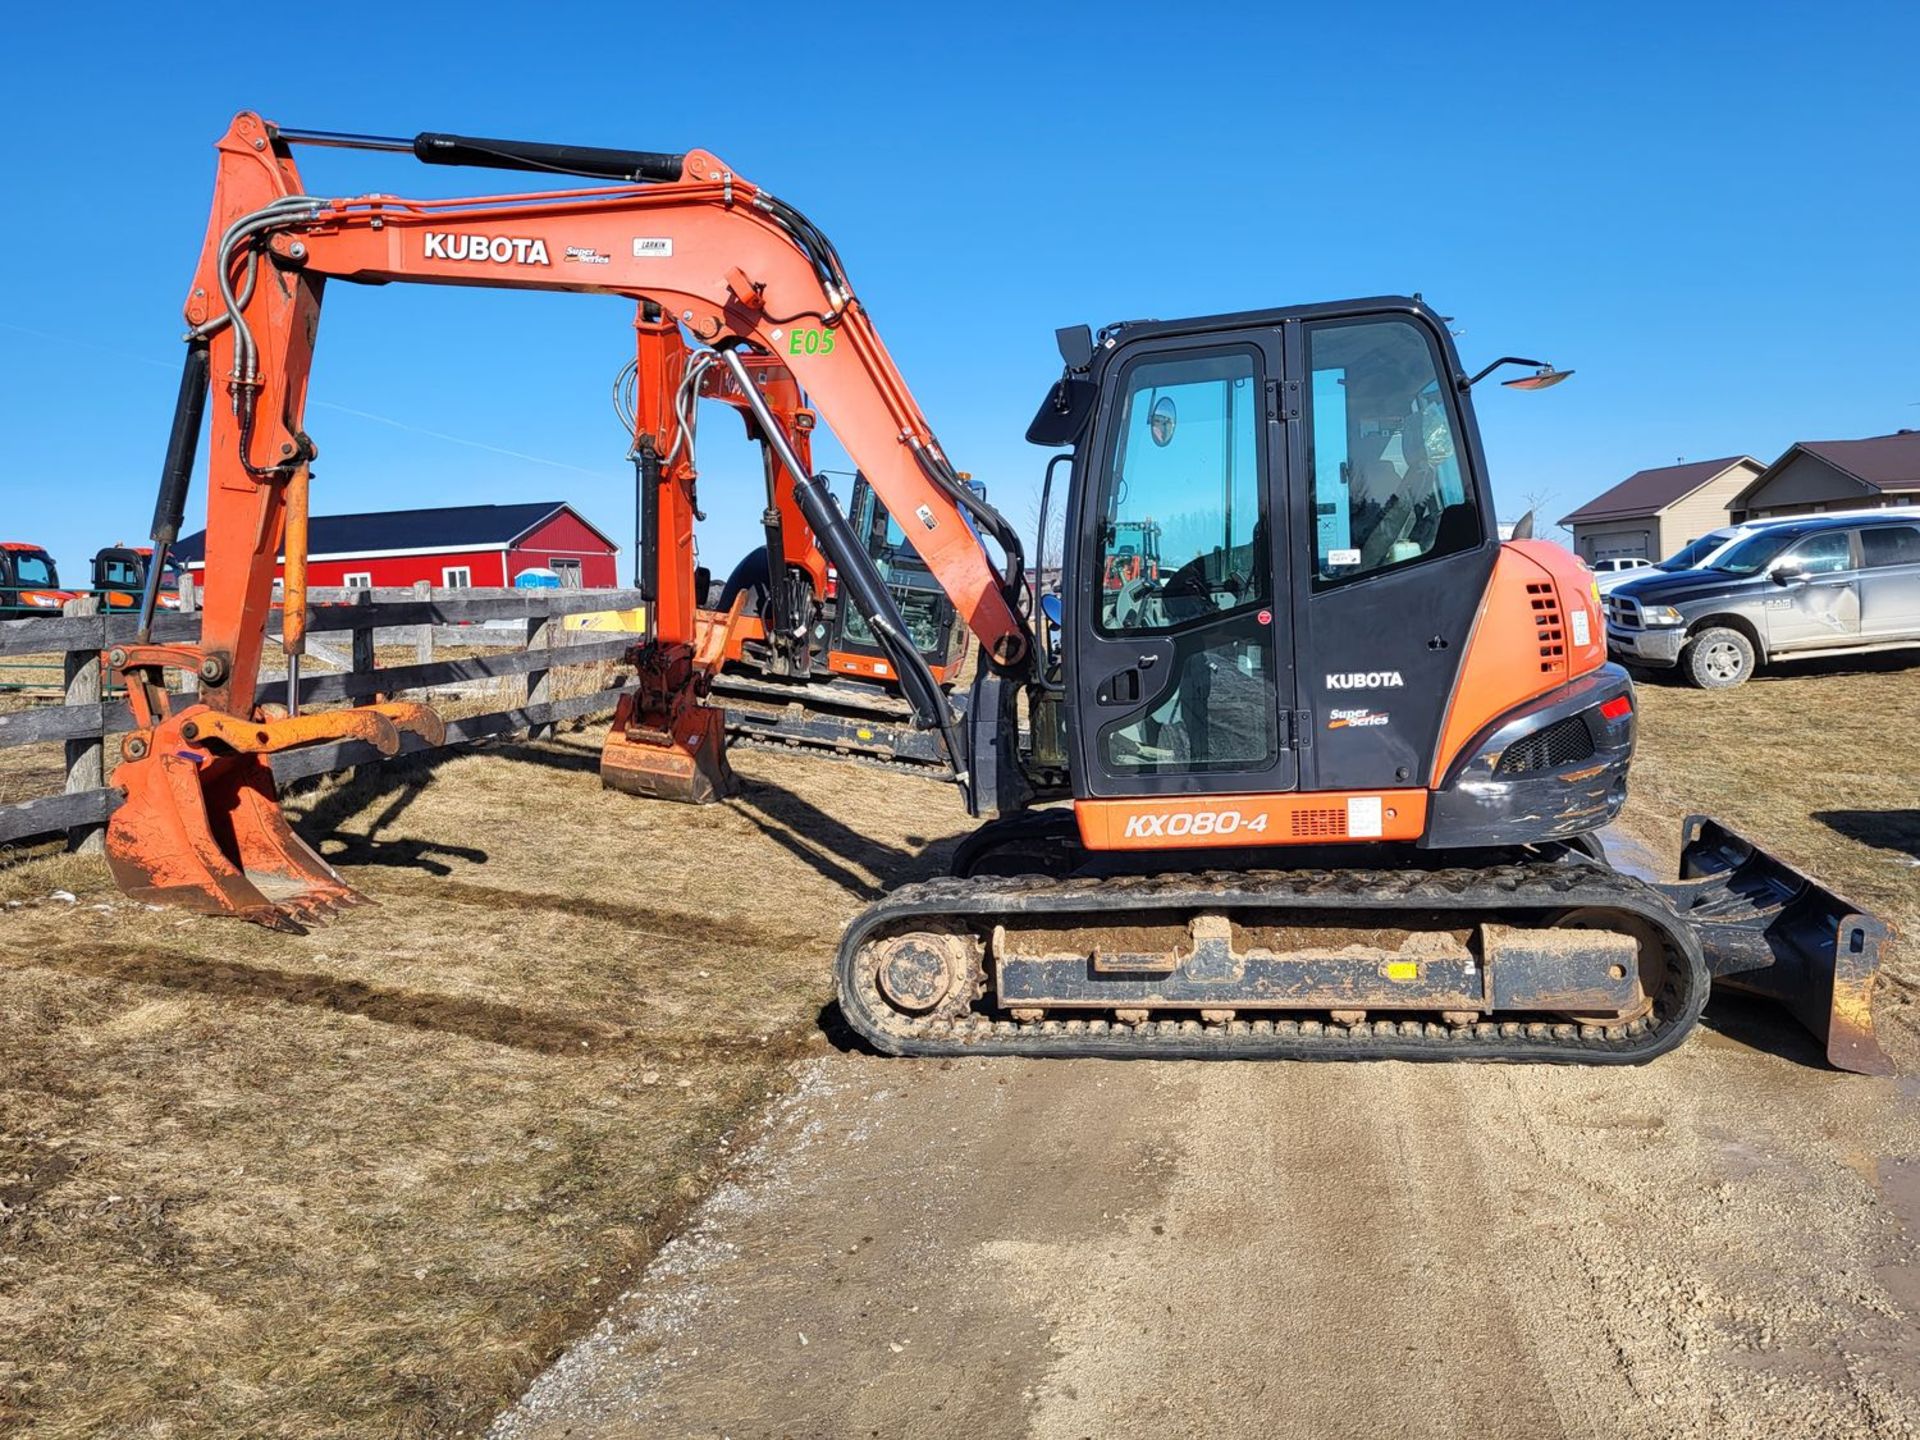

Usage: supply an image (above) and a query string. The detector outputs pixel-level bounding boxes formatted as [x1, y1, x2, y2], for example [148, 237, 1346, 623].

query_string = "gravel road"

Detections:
[493, 1013, 1920, 1440]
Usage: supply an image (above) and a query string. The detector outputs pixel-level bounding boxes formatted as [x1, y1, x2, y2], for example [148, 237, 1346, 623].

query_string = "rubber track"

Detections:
[724, 721, 953, 778]
[835, 863, 1710, 1064]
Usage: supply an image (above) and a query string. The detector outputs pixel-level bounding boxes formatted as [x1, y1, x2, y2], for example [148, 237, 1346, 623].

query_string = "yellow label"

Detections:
[856, 728, 874, 741]
[1386, 960, 1420, 982]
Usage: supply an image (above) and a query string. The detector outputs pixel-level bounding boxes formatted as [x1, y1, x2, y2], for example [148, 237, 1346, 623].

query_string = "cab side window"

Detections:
[1860, 525, 1920, 568]
[1092, 347, 1276, 774]
[1784, 531, 1853, 575]
[1095, 350, 1265, 634]
[1305, 319, 1479, 587]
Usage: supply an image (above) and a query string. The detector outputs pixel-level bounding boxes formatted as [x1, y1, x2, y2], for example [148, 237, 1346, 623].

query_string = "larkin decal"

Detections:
[423, 233, 552, 265]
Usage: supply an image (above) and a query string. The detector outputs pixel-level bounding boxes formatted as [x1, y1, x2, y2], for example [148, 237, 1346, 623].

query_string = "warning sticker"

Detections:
[1385, 960, 1420, 981]
[1328, 547, 1362, 567]
[1571, 609, 1591, 646]
[1346, 795, 1384, 838]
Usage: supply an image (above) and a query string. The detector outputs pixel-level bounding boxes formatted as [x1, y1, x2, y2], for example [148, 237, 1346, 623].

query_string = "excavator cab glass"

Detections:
[834, 478, 962, 666]
[1092, 348, 1277, 776]
[1305, 319, 1479, 586]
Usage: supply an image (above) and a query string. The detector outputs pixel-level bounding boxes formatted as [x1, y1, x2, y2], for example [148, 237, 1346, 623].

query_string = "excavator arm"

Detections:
[107, 111, 1031, 928]
[177, 113, 1025, 702]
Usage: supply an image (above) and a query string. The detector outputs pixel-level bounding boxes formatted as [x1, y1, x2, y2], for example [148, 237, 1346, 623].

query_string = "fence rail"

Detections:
[0, 585, 644, 850]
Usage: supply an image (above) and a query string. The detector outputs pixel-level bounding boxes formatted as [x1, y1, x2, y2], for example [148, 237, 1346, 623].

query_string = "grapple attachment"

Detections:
[106, 701, 446, 932]
[1657, 816, 1892, 1075]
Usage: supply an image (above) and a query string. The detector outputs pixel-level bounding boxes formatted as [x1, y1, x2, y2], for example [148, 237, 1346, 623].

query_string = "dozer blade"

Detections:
[599, 697, 735, 803]
[1655, 815, 1892, 1076]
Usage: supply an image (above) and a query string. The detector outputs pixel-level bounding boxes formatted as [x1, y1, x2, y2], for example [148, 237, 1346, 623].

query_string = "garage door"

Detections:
[1583, 530, 1651, 562]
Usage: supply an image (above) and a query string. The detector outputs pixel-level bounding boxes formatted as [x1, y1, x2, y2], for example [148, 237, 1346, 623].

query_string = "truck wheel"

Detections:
[1683, 627, 1754, 688]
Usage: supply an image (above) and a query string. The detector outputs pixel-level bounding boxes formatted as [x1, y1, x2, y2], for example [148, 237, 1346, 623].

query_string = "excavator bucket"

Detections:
[107, 745, 357, 931]
[105, 701, 446, 932]
[599, 692, 735, 803]
[599, 605, 745, 804]
[1656, 816, 1892, 1076]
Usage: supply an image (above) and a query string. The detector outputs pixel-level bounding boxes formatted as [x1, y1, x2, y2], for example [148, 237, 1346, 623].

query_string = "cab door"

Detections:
[1763, 529, 1862, 650]
[1857, 523, 1920, 639]
[1067, 333, 1295, 798]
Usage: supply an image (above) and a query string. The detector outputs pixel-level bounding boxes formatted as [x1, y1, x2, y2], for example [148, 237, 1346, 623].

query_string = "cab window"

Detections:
[1860, 525, 1920, 568]
[1304, 318, 1478, 587]
[13, 554, 53, 587]
[1094, 349, 1265, 634]
[1783, 531, 1853, 575]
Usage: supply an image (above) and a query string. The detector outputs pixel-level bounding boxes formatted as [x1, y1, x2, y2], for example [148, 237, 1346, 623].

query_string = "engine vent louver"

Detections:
[1496, 715, 1597, 774]
[1525, 581, 1567, 673]
[1289, 808, 1348, 839]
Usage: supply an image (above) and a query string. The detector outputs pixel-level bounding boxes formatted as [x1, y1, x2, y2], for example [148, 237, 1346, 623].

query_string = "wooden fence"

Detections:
[0, 585, 645, 851]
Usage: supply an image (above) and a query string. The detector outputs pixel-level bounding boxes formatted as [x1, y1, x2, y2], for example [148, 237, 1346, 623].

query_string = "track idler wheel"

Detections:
[1552, 907, 1673, 1026]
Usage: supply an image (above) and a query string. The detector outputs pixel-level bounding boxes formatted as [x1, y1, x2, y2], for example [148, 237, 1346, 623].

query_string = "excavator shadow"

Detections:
[1813, 808, 1920, 863]
[725, 777, 943, 903]
[1695, 992, 1835, 1072]
[290, 756, 490, 878]
[813, 1000, 881, 1057]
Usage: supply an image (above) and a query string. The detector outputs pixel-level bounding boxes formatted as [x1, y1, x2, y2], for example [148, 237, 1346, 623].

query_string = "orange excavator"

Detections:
[104, 112, 1889, 1073]
[610, 337, 969, 779]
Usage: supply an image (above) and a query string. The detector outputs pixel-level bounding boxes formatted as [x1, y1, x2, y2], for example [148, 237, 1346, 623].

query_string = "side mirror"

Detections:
[1770, 563, 1806, 586]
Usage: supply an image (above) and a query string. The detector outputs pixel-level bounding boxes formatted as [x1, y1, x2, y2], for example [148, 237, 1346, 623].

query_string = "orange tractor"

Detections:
[100, 113, 1889, 1072]
[0, 542, 77, 615]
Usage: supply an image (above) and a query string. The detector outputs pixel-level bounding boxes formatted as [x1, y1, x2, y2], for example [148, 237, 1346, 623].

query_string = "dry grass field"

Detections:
[0, 648, 1914, 1437]
[0, 726, 975, 1437]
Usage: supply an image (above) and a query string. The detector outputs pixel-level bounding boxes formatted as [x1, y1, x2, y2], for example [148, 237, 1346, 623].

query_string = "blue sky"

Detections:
[2, 3, 1916, 585]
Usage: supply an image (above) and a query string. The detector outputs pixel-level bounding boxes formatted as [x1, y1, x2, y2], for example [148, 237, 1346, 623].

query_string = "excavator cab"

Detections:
[93, 546, 180, 611]
[1053, 301, 1496, 819]
[828, 474, 970, 684]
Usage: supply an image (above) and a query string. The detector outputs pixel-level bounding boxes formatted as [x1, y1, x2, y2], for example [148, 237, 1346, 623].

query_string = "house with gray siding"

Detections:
[1730, 431, 1920, 520]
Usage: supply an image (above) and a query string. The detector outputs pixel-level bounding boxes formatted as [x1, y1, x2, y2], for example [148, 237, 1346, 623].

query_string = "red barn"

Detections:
[174, 501, 620, 590]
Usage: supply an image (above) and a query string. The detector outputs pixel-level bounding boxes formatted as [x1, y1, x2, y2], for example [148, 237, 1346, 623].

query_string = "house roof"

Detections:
[1558, 457, 1758, 527]
[1775, 431, 1920, 494]
[173, 501, 616, 565]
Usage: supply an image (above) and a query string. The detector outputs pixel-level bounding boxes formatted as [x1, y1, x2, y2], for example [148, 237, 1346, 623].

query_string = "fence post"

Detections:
[525, 601, 554, 741]
[350, 590, 377, 700]
[178, 573, 196, 613]
[413, 580, 433, 664]
[62, 595, 105, 854]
